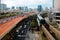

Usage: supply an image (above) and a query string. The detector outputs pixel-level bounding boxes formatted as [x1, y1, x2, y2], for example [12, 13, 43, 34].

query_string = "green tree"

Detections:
[29, 15, 38, 30]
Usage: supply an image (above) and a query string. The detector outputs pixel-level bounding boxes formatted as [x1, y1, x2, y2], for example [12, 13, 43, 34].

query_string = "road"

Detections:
[0, 16, 24, 39]
[0, 13, 36, 39]
[12, 21, 29, 40]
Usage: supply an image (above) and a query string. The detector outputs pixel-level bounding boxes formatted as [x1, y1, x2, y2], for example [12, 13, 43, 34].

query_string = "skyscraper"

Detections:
[0, 0, 1, 12]
[37, 5, 42, 12]
[53, 0, 54, 8]
[24, 6, 28, 12]
[0, 0, 1, 6]
[0, 0, 1, 4]
[11, 6, 15, 10]
[17, 7, 24, 10]
[0, 4, 7, 10]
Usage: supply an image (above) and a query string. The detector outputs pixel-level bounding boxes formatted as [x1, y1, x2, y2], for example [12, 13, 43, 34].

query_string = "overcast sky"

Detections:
[1, 0, 53, 8]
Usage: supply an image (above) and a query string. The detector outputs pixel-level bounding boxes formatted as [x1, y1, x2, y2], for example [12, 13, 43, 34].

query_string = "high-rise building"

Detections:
[11, 6, 15, 9]
[28, 8, 33, 12]
[0, 0, 1, 12]
[19, 7, 22, 10]
[44, 7, 49, 12]
[24, 7, 28, 12]
[0, 0, 1, 6]
[37, 5, 42, 12]
[53, 0, 60, 23]
[0, 4, 7, 10]
[0, 0, 1, 4]
[16, 7, 24, 11]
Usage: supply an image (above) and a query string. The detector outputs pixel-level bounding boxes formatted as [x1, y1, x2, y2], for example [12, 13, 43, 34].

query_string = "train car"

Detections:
[37, 14, 44, 26]
[37, 14, 50, 31]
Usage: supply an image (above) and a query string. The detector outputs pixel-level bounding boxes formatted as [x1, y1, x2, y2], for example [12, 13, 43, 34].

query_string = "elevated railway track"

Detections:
[42, 25, 55, 40]
[41, 24, 60, 40]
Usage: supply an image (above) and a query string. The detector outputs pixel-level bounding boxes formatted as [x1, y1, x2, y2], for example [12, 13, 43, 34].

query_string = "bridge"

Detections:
[0, 12, 60, 40]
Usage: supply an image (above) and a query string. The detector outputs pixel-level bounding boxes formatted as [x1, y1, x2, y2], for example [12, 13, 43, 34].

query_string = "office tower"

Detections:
[0, 0, 1, 13]
[0, 4, 7, 10]
[37, 5, 42, 12]
[11, 6, 15, 9]
[16, 7, 24, 10]
[24, 6, 28, 12]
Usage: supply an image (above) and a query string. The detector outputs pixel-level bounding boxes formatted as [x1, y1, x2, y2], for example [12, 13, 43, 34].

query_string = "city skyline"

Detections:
[1, 0, 53, 8]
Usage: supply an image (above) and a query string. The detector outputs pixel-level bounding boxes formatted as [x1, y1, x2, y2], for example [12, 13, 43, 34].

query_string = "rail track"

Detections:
[41, 24, 60, 40]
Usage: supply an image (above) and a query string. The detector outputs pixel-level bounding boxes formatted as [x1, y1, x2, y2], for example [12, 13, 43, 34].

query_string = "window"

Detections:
[56, 17, 60, 20]
[56, 13, 60, 16]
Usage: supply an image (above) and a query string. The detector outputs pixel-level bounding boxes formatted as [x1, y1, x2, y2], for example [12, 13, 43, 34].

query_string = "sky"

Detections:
[1, 0, 53, 8]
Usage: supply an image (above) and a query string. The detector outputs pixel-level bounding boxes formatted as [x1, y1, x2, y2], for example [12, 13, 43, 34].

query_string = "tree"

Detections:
[29, 15, 38, 31]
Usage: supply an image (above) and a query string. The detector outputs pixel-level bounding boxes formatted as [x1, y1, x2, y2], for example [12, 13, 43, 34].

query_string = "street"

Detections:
[12, 21, 29, 40]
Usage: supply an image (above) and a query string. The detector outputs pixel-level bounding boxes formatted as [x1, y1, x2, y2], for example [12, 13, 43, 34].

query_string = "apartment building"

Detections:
[53, 0, 60, 23]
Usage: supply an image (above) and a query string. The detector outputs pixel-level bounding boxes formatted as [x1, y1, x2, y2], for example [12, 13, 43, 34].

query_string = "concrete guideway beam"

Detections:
[42, 25, 55, 40]
[50, 25, 60, 39]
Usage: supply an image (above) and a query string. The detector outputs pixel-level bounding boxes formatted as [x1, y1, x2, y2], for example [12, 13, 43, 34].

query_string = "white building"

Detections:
[54, 0, 60, 12]
[53, 0, 60, 23]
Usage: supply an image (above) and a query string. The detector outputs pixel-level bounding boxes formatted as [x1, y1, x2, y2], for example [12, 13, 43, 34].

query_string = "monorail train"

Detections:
[37, 14, 50, 31]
